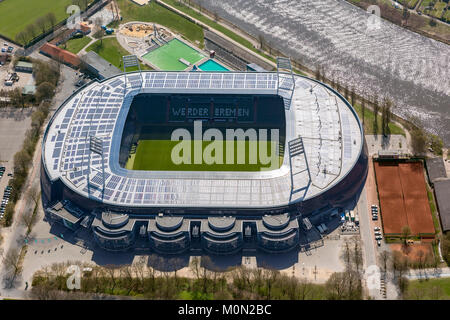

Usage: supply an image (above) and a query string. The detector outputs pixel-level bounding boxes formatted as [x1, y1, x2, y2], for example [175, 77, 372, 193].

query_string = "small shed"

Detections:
[15, 61, 33, 73]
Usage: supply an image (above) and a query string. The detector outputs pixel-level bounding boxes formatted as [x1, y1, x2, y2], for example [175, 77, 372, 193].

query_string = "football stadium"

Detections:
[41, 57, 368, 253]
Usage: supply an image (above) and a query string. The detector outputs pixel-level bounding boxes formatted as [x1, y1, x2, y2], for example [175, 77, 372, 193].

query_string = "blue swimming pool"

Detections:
[198, 59, 229, 71]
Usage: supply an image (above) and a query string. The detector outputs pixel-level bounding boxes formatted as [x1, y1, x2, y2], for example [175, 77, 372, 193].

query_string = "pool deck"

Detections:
[116, 21, 233, 72]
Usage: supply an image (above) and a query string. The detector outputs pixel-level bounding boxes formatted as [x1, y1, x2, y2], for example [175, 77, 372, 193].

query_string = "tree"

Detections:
[315, 65, 322, 81]
[402, 7, 410, 26]
[15, 31, 29, 46]
[35, 82, 56, 103]
[325, 271, 362, 300]
[258, 34, 265, 51]
[373, 95, 379, 135]
[35, 16, 47, 34]
[392, 251, 409, 295]
[2, 247, 23, 287]
[401, 225, 412, 247]
[350, 87, 355, 107]
[351, 236, 363, 273]
[21, 209, 38, 235]
[361, 99, 366, 127]
[9, 87, 26, 110]
[341, 238, 352, 271]
[379, 250, 391, 275]
[410, 125, 427, 155]
[25, 23, 37, 40]
[344, 85, 349, 101]
[93, 18, 105, 47]
[46, 12, 57, 29]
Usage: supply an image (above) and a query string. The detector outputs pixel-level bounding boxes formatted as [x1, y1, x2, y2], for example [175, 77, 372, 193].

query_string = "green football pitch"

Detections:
[0, 0, 72, 40]
[126, 140, 283, 172]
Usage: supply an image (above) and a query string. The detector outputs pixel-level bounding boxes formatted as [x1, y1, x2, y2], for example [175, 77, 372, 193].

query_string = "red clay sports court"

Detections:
[374, 161, 435, 237]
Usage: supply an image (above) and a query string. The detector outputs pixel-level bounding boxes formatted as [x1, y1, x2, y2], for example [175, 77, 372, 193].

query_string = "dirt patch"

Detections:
[390, 243, 434, 263]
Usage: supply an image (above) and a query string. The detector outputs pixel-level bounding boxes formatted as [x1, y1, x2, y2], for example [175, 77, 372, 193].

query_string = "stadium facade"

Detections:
[41, 59, 368, 253]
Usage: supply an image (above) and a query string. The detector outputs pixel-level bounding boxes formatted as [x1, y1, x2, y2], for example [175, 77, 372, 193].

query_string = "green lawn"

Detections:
[127, 139, 282, 172]
[405, 278, 450, 299]
[0, 0, 72, 41]
[59, 36, 91, 54]
[353, 103, 405, 136]
[116, 0, 204, 47]
[85, 37, 151, 71]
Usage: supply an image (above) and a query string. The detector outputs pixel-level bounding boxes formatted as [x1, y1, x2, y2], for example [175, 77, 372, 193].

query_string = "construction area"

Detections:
[374, 160, 435, 238]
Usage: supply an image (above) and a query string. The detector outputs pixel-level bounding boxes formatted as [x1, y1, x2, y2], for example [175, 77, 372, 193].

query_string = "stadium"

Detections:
[41, 57, 368, 253]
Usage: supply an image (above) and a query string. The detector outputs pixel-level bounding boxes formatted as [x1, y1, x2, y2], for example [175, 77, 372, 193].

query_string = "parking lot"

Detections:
[0, 108, 32, 222]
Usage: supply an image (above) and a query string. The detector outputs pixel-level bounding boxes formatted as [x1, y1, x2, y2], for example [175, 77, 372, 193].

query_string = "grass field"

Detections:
[0, 0, 72, 40]
[59, 36, 91, 54]
[85, 37, 151, 71]
[126, 140, 282, 172]
[405, 278, 450, 300]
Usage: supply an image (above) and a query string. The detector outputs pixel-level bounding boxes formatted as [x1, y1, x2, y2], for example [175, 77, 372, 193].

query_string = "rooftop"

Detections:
[426, 157, 447, 184]
[81, 51, 121, 79]
[435, 179, 450, 232]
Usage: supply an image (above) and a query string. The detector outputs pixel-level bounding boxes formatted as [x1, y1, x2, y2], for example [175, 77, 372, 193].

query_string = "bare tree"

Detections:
[15, 31, 29, 46]
[379, 250, 391, 275]
[46, 12, 57, 30]
[21, 209, 38, 235]
[25, 23, 37, 40]
[258, 34, 265, 51]
[341, 238, 352, 271]
[351, 236, 363, 273]
[401, 225, 411, 247]
[361, 99, 366, 128]
[35, 16, 47, 34]
[2, 247, 23, 287]
[297, 277, 313, 300]
[27, 186, 41, 207]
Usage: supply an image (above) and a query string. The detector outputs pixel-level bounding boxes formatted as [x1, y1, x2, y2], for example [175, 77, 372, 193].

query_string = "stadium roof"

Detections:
[42, 71, 363, 209]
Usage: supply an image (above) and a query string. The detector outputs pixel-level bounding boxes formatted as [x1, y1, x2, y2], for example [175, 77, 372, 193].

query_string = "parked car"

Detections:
[372, 215, 378, 221]
[375, 231, 382, 236]
[374, 227, 380, 231]
[375, 236, 383, 240]
[377, 240, 381, 246]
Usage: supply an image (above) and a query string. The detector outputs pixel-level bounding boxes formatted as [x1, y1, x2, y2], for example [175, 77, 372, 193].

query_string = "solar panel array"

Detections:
[44, 72, 361, 208]
[292, 80, 346, 192]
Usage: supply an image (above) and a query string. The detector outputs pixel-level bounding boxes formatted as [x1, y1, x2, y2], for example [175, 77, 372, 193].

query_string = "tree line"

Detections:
[30, 238, 367, 301]
[315, 64, 444, 156]
[1, 59, 60, 227]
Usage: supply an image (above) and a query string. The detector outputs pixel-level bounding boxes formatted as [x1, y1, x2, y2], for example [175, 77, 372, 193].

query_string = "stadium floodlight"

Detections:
[288, 136, 311, 201]
[276, 57, 295, 110]
[88, 135, 106, 200]
[122, 54, 144, 94]
[89, 135, 104, 155]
